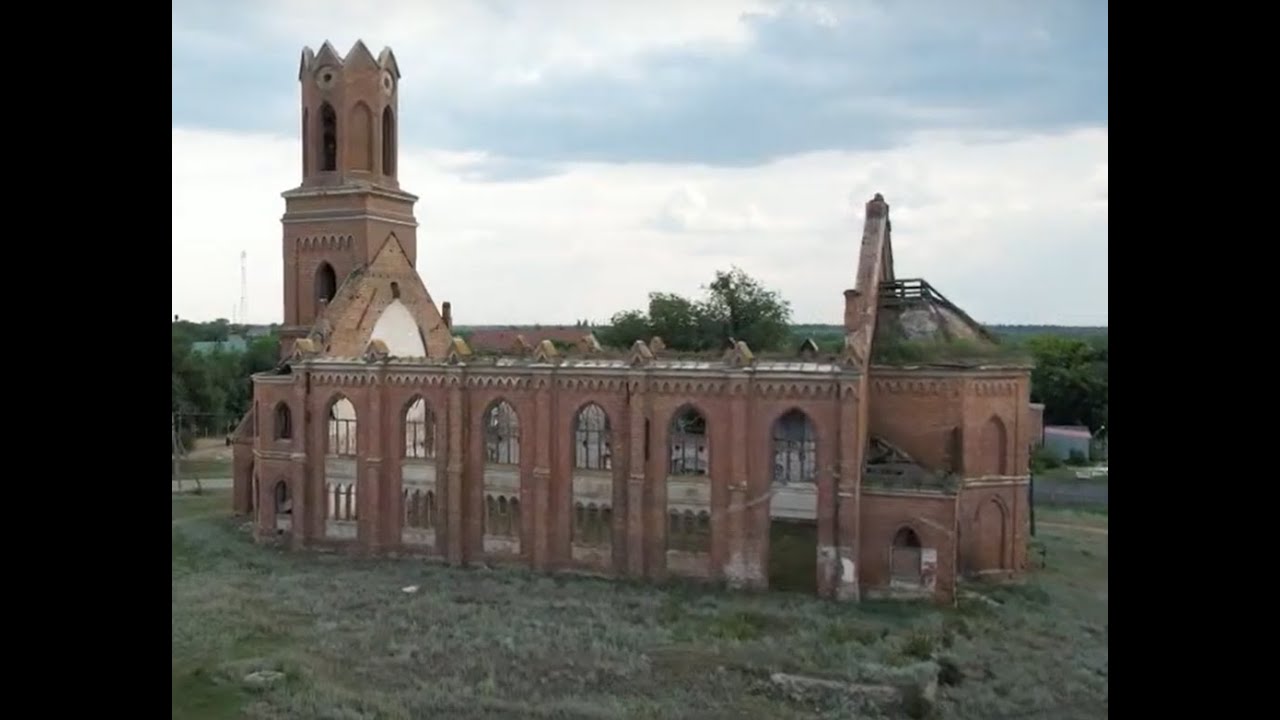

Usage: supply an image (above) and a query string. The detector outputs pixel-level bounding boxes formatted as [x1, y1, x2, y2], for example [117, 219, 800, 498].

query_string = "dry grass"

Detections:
[173, 491, 1107, 719]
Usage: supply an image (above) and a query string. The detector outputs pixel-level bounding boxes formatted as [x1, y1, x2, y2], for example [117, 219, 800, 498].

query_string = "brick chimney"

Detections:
[843, 289, 861, 333]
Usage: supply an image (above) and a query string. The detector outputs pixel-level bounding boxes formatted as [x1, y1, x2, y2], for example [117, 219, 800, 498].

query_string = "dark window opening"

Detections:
[390, 281, 401, 299]
[316, 262, 337, 312]
[320, 103, 337, 171]
[274, 481, 292, 515]
[381, 106, 396, 176]
[273, 403, 292, 440]
[302, 108, 310, 175]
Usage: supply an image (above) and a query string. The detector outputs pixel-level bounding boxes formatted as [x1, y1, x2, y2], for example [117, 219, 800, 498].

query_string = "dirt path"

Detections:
[1038, 521, 1108, 536]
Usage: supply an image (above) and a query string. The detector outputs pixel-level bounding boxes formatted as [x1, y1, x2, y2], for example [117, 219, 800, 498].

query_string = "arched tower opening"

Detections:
[320, 102, 337, 172]
[315, 262, 337, 316]
[301, 108, 310, 176]
[382, 106, 396, 177]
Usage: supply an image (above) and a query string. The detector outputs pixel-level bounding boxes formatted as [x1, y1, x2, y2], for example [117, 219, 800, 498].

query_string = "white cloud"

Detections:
[244, 0, 766, 89]
[172, 125, 1107, 327]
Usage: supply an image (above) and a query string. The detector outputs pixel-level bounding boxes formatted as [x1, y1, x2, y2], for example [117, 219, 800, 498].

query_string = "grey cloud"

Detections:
[172, 1, 1106, 171]
[424, 2, 1107, 167]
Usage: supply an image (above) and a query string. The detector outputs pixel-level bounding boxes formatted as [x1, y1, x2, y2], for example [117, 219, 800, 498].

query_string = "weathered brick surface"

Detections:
[859, 490, 958, 602]
[232, 42, 1036, 603]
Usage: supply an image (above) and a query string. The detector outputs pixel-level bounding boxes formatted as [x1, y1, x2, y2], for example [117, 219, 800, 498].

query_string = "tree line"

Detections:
[170, 268, 1107, 439]
[171, 320, 280, 436]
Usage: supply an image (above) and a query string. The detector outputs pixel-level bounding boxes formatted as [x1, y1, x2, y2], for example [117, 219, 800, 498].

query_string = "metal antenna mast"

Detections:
[239, 250, 249, 325]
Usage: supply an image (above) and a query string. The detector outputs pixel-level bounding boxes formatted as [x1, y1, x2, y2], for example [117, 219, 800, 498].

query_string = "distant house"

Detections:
[192, 335, 248, 355]
[1028, 403, 1045, 449]
[464, 326, 593, 354]
[1042, 425, 1092, 462]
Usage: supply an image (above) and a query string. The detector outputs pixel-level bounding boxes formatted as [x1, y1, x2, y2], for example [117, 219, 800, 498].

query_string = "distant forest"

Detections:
[789, 323, 1108, 342]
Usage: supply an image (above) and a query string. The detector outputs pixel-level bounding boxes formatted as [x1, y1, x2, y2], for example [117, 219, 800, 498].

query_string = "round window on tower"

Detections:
[316, 67, 338, 90]
[381, 70, 395, 96]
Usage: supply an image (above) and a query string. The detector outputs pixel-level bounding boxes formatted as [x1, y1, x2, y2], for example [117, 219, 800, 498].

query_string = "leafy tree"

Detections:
[171, 323, 280, 435]
[648, 293, 716, 351]
[597, 309, 650, 349]
[597, 268, 792, 352]
[701, 266, 792, 351]
[1024, 335, 1108, 432]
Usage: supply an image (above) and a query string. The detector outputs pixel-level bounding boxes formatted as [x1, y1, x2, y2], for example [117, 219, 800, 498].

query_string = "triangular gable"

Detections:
[628, 340, 654, 367]
[316, 234, 453, 359]
[447, 336, 472, 364]
[531, 339, 559, 364]
[722, 340, 755, 368]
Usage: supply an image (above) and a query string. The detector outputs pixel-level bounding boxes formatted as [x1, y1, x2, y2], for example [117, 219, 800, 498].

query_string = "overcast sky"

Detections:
[172, 0, 1107, 327]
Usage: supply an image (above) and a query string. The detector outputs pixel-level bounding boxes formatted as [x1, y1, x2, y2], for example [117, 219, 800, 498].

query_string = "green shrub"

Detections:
[1030, 446, 1061, 471]
[899, 629, 937, 660]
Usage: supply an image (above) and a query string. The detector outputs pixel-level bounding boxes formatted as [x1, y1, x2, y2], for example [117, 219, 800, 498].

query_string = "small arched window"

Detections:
[315, 262, 338, 313]
[274, 480, 292, 515]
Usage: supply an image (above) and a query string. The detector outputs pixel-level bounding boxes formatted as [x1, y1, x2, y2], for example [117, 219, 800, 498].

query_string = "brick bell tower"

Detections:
[278, 40, 420, 358]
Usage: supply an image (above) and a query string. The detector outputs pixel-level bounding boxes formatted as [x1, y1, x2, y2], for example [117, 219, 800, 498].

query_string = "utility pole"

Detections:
[239, 250, 249, 327]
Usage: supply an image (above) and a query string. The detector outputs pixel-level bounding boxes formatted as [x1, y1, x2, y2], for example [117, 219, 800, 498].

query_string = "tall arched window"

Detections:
[327, 397, 357, 456]
[320, 102, 337, 171]
[273, 402, 293, 441]
[404, 397, 435, 459]
[772, 409, 816, 484]
[669, 407, 708, 476]
[574, 404, 611, 470]
[983, 415, 1009, 475]
[302, 108, 310, 175]
[382, 106, 396, 177]
[485, 401, 520, 465]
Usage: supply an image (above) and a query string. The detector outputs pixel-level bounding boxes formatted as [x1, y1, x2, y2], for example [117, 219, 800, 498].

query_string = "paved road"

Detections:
[1033, 477, 1108, 507]
[1038, 521, 1107, 536]
[173, 477, 231, 492]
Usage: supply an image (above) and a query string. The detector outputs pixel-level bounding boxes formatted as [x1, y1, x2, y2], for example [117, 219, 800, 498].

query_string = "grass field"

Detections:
[172, 492, 1107, 719]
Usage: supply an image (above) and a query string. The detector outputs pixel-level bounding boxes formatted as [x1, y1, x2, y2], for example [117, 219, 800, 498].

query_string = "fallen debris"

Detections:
[243, 670, 286, 688]
[401, 585, 419, 594]
[769, 667, 938, 718]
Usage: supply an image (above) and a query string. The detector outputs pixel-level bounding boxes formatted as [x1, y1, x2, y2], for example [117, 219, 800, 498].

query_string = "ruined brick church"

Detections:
[231, 41, 1034, 603]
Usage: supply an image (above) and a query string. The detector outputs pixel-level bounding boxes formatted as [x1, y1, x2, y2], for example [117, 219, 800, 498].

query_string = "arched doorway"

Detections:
[974, 498, 1009, 572]
[890, 527, 923, 586]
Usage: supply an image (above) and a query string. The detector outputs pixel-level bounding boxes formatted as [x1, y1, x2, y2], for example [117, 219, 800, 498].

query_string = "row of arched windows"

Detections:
[306, 102, 396, 177]
[572, 503, 612, 547]
[403, 489, 436, 530]
[484, 494, 521, 538]
[270, 470, 930, 584]
[272, 398, 820, 484]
